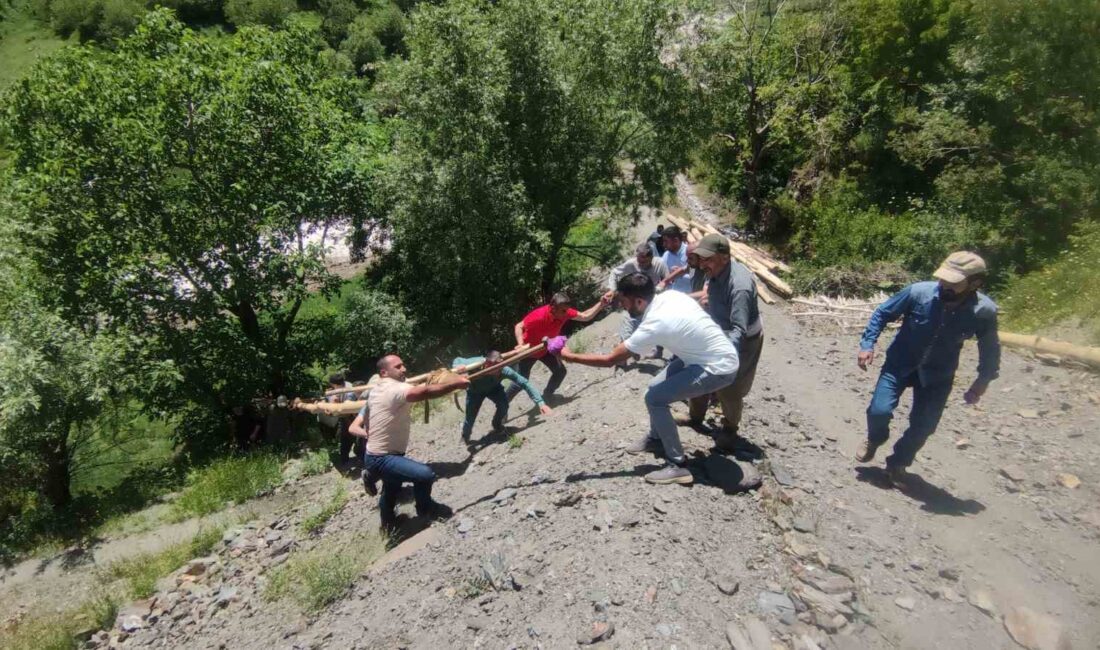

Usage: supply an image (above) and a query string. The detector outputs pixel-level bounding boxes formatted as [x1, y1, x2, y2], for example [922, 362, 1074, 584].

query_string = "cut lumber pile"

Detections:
[665, 213, 792, 303]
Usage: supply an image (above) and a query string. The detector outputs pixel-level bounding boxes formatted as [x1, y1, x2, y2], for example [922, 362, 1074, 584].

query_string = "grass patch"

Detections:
[102, 525, 226, 599]
[170, 452, 284, 520]
[2, 524, 226, 649]
[1000, 222, 1100, 344]
[296, 449, 332, 478]
[507, 433, 525, 449]
[300, 484, 348, 535]
[566, 330, 592, 354]
[264, 532, 385, 612]
[0, 590, 119, 650]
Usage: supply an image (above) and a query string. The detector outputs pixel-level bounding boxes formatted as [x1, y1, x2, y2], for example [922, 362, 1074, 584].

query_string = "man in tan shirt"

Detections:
[349, 355, 469, 530]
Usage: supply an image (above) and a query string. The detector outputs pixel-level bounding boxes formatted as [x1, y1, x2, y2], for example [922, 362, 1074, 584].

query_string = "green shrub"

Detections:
[786, 177, 981, 277]
[340, 14, 384, 72]
[224, 0, 296, 27]
[265, 532, 385, 611]
[102, 525, 225, 598]
[1001, 222, 1100, 343]
[171, 452, 284, 519]
[319, 0, 357, 46]
[299, 484, 348, 534]
[97, 0, 146, 41]
[49, 0, 101, 38]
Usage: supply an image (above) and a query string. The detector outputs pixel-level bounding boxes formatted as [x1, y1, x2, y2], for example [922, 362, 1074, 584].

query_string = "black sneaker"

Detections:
[417, 501, 454, 522]
[363, 472, 379, 497]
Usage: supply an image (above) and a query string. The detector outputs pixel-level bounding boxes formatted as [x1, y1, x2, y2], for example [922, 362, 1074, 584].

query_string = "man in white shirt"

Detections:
[657, 225, 694, 293]
[558, 273, 740, 485]
[349, 355, 469, 531]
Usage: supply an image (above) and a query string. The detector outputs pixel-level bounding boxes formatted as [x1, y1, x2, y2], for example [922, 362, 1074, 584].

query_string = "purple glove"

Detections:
[546, 336, 568, 355]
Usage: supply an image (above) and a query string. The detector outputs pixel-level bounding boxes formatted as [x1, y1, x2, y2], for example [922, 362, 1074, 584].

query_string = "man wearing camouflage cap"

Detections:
[855, 251, 1001, 486]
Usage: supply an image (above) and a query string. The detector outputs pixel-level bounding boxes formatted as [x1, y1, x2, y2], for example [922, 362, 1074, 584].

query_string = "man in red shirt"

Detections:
[507, 292, 608, 401]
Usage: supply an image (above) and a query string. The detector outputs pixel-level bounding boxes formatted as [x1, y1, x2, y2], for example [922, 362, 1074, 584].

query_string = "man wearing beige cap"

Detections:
[682, 233, 764, 451]
[855, 251, 1001, 486]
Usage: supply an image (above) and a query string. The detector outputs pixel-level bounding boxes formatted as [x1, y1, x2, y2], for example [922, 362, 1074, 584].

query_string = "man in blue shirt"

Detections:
[856, 251, 1001, 486]
[453, 350, 552, 442]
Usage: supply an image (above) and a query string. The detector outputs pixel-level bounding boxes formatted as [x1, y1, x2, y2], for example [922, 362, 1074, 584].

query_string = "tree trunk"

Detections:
[42, 427, 72, 508]
[744, 85, 765, 232]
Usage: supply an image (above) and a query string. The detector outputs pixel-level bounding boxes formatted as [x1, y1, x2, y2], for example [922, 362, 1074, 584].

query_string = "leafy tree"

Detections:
[0, 211, 174, 509]
[380, 0, 694, 336]
[4, 11, 384, 447]
[693, 0, 846, 233]
[225, 0, 297, 27]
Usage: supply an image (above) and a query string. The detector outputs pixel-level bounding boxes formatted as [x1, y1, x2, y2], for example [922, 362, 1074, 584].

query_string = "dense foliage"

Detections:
[694, 0, 1100, 285]
[379, 0, 693, 337]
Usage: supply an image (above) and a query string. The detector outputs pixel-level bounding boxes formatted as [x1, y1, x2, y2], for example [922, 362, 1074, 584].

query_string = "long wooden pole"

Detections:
[999, 332, 1100, 369]
[300, 342, 550, 414]
[466, 342, 548, 381]
[323, 344, 534, 396]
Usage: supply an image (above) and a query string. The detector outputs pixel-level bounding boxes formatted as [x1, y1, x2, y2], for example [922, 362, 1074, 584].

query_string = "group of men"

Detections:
[332, 221, 1000, 531]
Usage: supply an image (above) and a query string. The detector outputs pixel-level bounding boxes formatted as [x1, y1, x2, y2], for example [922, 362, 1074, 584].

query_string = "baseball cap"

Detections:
[694, 233, 730, 258]
[933, 251, 987, 283]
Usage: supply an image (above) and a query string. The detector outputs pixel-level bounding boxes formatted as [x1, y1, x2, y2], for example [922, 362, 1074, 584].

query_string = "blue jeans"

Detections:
[866, 368, 954, 469]
[363, 453, 436, 526]
[463, 385, 509, 437]
[506, 355, 567, 399]
[645, 358, 737, 464]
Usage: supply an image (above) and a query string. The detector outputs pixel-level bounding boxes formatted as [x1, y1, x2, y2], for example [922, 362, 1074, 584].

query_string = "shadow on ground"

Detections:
[855, 466, 986, 516]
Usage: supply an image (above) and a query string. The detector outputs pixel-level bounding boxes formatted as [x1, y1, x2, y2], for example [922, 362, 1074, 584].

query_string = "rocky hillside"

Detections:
[90, 298, 1100, 650]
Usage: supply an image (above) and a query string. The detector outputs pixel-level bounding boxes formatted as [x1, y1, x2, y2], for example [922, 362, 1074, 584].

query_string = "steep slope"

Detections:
[100, 298, 1100, 650]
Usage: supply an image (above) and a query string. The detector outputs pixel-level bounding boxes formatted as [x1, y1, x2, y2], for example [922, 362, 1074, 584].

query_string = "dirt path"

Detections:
[0, 470, 329, 626]
[98, 289, 1100, 649]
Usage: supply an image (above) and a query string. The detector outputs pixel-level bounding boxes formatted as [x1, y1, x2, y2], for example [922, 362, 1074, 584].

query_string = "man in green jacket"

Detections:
[453, 350, 552, 441]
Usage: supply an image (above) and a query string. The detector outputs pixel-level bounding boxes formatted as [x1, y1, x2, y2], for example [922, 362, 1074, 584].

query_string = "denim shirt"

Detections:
[860, 281, 1001, 386]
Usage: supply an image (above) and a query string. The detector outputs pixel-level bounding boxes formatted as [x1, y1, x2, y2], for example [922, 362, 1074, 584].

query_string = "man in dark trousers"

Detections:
[349, 355, 469, 532]
[687, 234, 764, 450]
[452, 350, 552, 441]
[856, 251, 1001, 487]
[507, 292, 608, 402]
[325, 373, 363, 468]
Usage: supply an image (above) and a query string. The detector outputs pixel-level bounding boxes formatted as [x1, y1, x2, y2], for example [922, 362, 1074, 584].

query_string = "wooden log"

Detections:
[755, 279, 777, 305]
[293, 399, 366, 417]
[999, 332, 1100, 369]
[324, 344, 534, 396]
[466, 342, 548, 381]
[790, 298, 874, 314]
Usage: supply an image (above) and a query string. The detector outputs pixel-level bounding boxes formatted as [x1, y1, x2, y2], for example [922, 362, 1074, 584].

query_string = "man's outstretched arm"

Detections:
[406, 376, 471, 403]
[559, 342, 633, 368]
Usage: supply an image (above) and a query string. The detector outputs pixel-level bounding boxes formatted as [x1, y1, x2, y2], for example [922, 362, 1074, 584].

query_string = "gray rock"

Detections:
[714, 574, 740, 595]
[215, 586, 239, 607]
[1000, 465, 1025, 483]
[792, 514, 815, 534]
[457, 518, 474, 534]
[757, 591, 796, 617]
[269, 539, 295, 557]
[655, 623, 676, 637]
[938, 567, 961, 581]
[492, 488, 518, 503]
[771, 463, 796, 487]
[466, 616, 489, 631]
[703, 456, 762, 493]
[894, 596, 916, 610]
